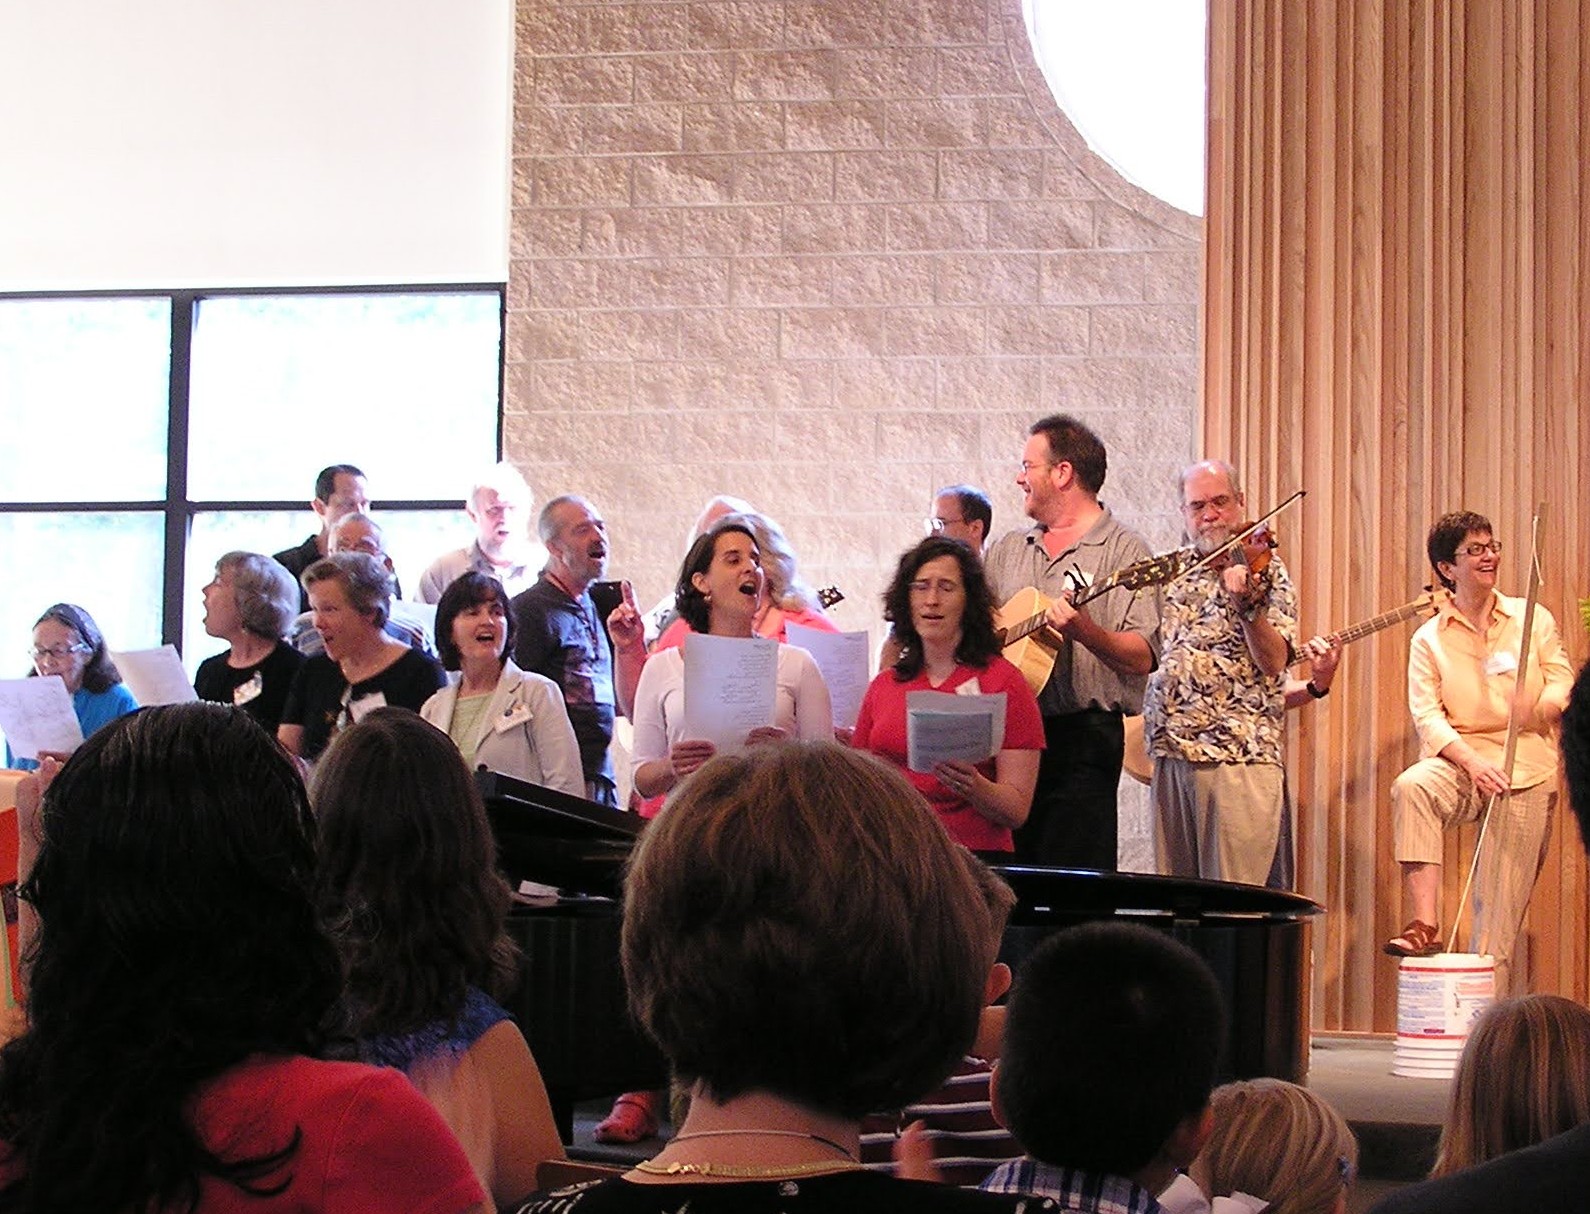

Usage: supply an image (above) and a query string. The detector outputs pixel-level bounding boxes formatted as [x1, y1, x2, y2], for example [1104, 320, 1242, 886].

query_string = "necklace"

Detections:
[634, 1127, 862, 1179]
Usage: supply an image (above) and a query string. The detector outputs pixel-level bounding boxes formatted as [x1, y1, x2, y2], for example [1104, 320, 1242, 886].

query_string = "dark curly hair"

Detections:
[434, 572, 517, 671]
[0, 703, 340, 1214]
[29, 603, 121, 694]
[883, 537, 1002, 681]
[311, 707, 518, 1039]
[672, 520, 759, 635]
[1427, 510, 1493, 592]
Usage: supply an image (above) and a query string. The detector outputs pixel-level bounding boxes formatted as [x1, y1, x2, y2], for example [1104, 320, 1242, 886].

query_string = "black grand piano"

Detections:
[478, 771, 1323, 1134]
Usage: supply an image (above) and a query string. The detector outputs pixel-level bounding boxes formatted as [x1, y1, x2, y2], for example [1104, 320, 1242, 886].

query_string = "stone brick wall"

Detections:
[506, 0, 1198, 669]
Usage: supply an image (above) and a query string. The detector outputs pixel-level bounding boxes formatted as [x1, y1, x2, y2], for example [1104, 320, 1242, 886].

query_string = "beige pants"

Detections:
[1391, 757, 1555, 981]
[1153, 758, 1284, 886]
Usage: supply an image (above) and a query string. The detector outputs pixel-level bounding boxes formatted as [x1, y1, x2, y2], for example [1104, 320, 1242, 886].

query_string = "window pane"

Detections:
[0, 512, 165, 755]
[186, 292, 502, 502]
[0, 298, 171, 502]
[183, 509, 471, 674]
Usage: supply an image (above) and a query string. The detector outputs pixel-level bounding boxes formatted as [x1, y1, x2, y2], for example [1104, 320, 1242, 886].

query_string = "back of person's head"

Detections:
[311, 707, 516, 1037]
[622, 741, 997, 1120]
[0, 703, 339, 1212]
[1191, 1079, 1357, 1214]
[1564, 660, 1590, 852]
[33, 602, 121, 693]
[995, 922, 1225, 1177]
[1431, 994, 1590, 1177]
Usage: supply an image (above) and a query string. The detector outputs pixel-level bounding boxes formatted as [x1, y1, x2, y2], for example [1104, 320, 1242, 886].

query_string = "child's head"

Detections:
[1432, 994, 1590, 1177]
[994, 922, 1225, 1178]
[1191, 1079, 1357, 1214]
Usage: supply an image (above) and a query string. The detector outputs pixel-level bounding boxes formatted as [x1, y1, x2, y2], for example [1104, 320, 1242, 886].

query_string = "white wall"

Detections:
[0, 0, 512, 290]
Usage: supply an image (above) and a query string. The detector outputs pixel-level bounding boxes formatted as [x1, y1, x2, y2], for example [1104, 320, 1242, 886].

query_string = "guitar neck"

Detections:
[1325, 597, 1431, 648]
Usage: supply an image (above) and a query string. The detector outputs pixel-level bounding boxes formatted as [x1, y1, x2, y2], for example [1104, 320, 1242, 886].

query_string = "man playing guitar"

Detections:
[983, 414, 1161, 871]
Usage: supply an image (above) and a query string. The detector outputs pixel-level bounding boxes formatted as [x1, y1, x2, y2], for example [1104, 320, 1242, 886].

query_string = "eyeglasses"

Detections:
[1018, 460, 1054, 475]
[925, 517, 965, 534]
[1460, 541, 1502, 557]
[1184, 494, 1236, 515]
[29, 644, 88, 661]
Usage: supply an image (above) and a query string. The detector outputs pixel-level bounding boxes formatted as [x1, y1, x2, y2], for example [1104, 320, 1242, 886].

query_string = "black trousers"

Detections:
[1013, 709, 1124, 870]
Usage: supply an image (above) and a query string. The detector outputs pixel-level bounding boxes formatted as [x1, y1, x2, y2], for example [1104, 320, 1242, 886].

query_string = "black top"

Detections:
[1368, 1121, 1590, 1214]
[193, 642, 306, 732]
[514, 1171, 1058, 1214]
[273, 534, 323, 612]
[280, 648, 445, 761]
[511, 576, 616, 790]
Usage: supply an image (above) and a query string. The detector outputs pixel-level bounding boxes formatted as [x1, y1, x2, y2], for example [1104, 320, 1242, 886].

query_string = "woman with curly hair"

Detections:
[312, 707, 564, 1208]
[850, 537, 1043, 855]
[0, 703, 484, 1214]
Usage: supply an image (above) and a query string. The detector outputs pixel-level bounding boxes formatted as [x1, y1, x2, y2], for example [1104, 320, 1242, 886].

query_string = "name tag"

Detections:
[348, 691, 387, 722]
[494, 701, 533, 734]
[233, 671, 264, 706]
[1485, 651, 1518, 677]
[955, 678, 984, 697]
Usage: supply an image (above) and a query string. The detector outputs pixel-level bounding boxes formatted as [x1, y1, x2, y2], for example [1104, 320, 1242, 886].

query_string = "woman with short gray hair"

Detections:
[278, 552, 445, 766]
[194, 552, 308, 731]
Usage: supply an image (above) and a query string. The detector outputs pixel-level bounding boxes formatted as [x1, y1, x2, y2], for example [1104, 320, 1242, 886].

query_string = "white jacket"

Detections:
[420, 660, 584, 796]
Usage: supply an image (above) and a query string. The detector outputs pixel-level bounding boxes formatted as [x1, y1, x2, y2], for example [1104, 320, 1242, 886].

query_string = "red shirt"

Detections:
[851, 656, 1044, 853]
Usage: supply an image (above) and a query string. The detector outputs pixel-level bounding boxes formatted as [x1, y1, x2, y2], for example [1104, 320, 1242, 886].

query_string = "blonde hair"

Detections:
[717, 510, 819, 613]
[1431, 994, 1590, 1177]
[1191, 1079, 1356, 1214]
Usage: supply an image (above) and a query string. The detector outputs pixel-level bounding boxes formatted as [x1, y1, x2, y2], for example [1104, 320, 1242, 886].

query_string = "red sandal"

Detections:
[593, 1091, 659, 1144]
[1385, 919, 1443, 957]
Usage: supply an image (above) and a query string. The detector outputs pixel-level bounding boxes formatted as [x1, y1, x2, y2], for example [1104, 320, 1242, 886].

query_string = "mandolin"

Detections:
[995, 549, 1193, 697]
[1119, 589, 1442, 785]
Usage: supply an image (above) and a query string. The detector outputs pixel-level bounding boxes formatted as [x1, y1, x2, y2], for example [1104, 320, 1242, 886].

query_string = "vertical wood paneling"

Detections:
[1205, 0, 1590, 1032]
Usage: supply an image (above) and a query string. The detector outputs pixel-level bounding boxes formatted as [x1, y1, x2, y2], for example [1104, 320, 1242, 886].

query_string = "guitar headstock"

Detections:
[1072, 549, 1192, 608]
[816, 585, 845, 610]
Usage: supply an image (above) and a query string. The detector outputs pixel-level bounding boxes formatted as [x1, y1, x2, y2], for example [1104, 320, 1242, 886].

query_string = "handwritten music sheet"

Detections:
[112, 646, 196, 707]
[905, 690, 1005, 773]
[683, 633, 778, 754]
[0, 677, 84, 761]
[785, 624, 869, 729]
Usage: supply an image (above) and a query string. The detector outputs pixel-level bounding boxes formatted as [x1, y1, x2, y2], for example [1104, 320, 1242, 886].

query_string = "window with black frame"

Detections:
[0, 286, 504, 719]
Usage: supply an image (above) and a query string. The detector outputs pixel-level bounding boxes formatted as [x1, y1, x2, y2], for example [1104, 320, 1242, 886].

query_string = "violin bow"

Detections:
[1455, 501, 1545, 955]
[1170, 488, 1307, 585]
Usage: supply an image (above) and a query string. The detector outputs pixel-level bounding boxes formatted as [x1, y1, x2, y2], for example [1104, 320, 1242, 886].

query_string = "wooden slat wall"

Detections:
[1204, 0, 1590, 1032]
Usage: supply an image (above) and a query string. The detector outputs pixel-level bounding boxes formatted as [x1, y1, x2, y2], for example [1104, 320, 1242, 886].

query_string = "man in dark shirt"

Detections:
[273, 464, 370, 611]
[511, 495, 644, 806]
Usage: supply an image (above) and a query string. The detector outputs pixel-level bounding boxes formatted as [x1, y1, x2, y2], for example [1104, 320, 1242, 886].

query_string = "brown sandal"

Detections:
[1385, 919, 1443, 957]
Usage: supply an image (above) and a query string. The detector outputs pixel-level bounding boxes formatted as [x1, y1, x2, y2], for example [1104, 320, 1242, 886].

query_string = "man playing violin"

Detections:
[1384, 511, 1573, 986]
[983, 414, 1161, 870]
[1143, 459, 1299, 885]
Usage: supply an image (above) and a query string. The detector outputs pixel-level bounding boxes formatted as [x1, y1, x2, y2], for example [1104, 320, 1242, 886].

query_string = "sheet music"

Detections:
[111, 645, 196, 706]
[785, 624, 869, 729]
[683, 633, 777, 754]
[905, 690, 1005, 773]
[0, 676, 84, 761]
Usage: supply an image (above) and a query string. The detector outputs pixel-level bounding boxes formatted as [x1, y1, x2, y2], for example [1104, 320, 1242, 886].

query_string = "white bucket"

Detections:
[1392, 952, 1496, 1078]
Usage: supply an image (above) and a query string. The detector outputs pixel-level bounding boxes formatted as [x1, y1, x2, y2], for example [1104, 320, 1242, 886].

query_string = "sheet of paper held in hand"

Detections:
[683, 632, 778, 754]
[111, 646, 197, 707]
[906, 690, 1005, 773]
[0, 676, 84, 761]
[784, 623, 870, 730]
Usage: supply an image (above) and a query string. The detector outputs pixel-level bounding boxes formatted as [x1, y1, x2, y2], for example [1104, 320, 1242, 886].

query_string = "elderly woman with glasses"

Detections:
[5, 603, 137, 772]
[277, 552, 445, 766]
[193, 551, 306, 732]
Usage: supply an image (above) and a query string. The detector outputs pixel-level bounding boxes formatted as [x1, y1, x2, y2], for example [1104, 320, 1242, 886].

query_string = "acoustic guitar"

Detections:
[1119, 590, 1442, 785]
[995, 548, 1193, 697]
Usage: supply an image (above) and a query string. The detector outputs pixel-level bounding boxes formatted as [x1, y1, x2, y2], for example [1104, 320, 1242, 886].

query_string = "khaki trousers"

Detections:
[1153, 758, 1284, 886]
[1391, 757, 1555, 982]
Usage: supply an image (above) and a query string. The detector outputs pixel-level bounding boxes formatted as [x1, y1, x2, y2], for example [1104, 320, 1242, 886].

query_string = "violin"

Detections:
[1210, 521, 1278, 577]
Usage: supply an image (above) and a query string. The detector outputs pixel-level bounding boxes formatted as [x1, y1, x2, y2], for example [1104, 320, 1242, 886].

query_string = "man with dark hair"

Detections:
[983, 414, 1160, 870]
[273, 463, 369, 611]
[982, 922, 1224, 1211]
[1368, 660, 1590, 1214]
[1382, 510, 1572, 984]
[930, 484, 994, 551]
[511, 495, 644, 806]
[1144, 459, 1298, 885]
